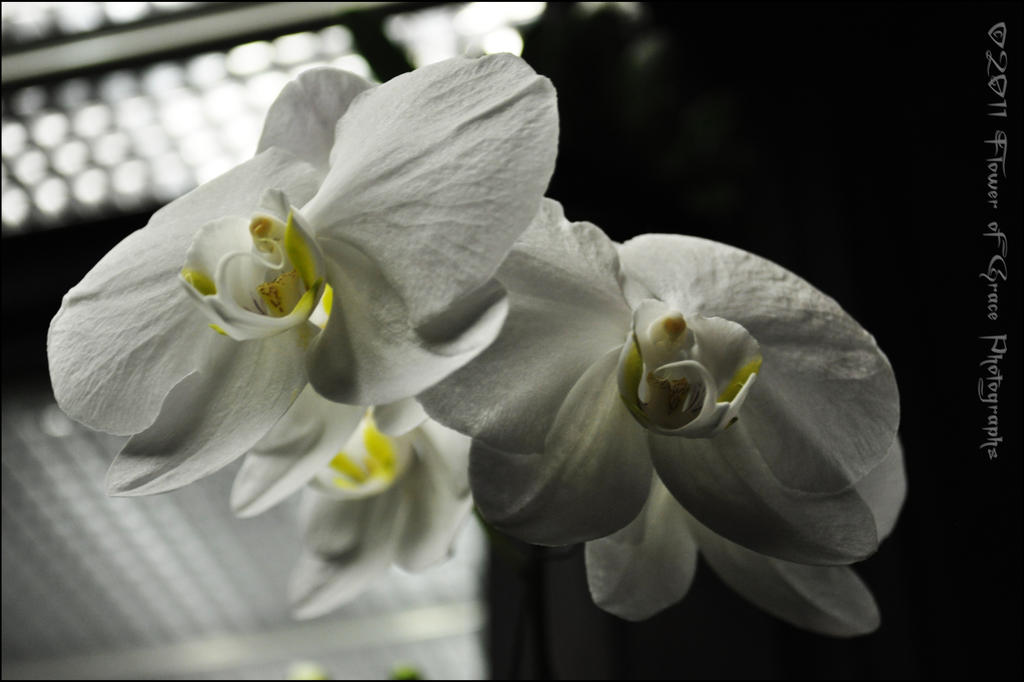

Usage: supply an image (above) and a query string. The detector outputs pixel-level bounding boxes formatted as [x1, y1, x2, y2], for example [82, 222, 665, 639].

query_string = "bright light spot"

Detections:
[53, 78, 92, 109]
[31, 111, 70, 148]
[203, 81, 247, 123]
[52, 139, 90, 176]
[273, 31, 320, 65]
[385, 8, 460, 67]
[481, 27, 524, 56]
[330, 54, 374, 80]
[287, 661, 331, 680]
[1, 121, 28, 158]
[112, 159, 149, 197]
[160, 91, 205, 137]
[504, 1, 547, 23]
[186, 52, 228, 88]
[178, 130, 220, 166]
[246, 71, 290, 110]
[454, 2, 544, 34]
[131, 123, 170, 157]
[40, 403, 76, 438]
[116, 96, 155, 129]
[104, 2, 149, 24]
[227, 41, 274, 77]
[73, 103, 112, 138]
[576, 1, 643, 20]
[319, 25, 354, 56]
[10, 86, 47, 117]
[1, 187, 30, 228]
[92, 131, 131, 167]
[97, 70, 138, 102]
[73, 167, 109, 205]
[142, 62, 186, 98]
[220, 117, 261, 155]
[151, 153, 194, 201]
[454, 2, 507, 34]
[35, 176, 69, 216]
[54, 2, 105, 33]
[4, 3, 52, 43]
[195, 156, 233, 184]
[14, 149, 48, 186]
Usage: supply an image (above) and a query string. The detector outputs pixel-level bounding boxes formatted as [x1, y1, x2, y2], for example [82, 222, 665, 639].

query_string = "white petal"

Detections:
[411, 419, 472, 497]
[419, 199, 631, 455]
[649, 427, 879, 565]
[290, 486, 405, 619]
[685, 315, 762, 393]
[303, 54, 558, 330]
[690, 515, 880, 637]
[230, 385, 366, 517]
[48, 148, 320, 435]
[373, 397, 428, 437]
[470, 349, 652, 546]
[854, 437, 906, 542]
[619, 234, 899, 493]
[585, 477, 698, 621]
[306, 239, 509, 406]
[106, 324, 310, 495]
[393, 428, 474, 571]
[257, 67, 374, 179]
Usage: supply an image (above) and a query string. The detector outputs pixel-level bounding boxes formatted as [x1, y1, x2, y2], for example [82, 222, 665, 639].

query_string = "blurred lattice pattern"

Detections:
[2, 382, 487, 680]
[1, 22, 372, 234]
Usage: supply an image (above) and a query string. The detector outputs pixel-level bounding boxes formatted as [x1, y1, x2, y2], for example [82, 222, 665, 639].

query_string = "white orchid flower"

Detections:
[47, 55, 558, 496]
[230, 384, 471, 619]
[417, 199, 904, 628]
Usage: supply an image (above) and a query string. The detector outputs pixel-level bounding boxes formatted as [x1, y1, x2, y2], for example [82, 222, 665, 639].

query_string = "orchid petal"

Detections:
[686, 315, 762, 394]
[373, 397, 428, 437]
[302, 54, 558, 330]
[419, 199, 631, 454]
[470, 349, 652, 546]
[854, 437, 907, 541]
[106, 324, 311, 495]
[230, 385, 366, 518]
[412, 419, 472, 497]
[257, 67, 374, 180]
[394, 425, 473, 571]
[48, 149, 320, 436]
[290, 486, 405, 619]
[305, 238, 509, 406]
[585, 478, 698, 621]
[649, 427, 878, 565]
[619, 234, 899, 493]
[690, 515, 880, 637]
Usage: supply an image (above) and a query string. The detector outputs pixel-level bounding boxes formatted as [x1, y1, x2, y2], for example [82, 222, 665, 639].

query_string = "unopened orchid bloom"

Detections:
[47, 55, 557, 495]
[230, 385, 472, 619]
[418, 199, 904, 632]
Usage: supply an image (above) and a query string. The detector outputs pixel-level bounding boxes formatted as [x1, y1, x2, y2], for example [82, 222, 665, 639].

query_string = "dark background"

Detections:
[3, 2, 1021, 679]
[494, 3, 1023, 679]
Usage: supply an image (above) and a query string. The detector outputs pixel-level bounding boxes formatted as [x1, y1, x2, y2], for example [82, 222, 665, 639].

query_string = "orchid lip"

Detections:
[178, 189, 327, 341]
[309, 409, 414, 500]
[617, 299, 762, 438]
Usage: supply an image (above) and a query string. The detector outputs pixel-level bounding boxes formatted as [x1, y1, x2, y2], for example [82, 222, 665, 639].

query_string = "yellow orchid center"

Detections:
[329, 412, 399, 490]
[177, 191, 327, 341]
